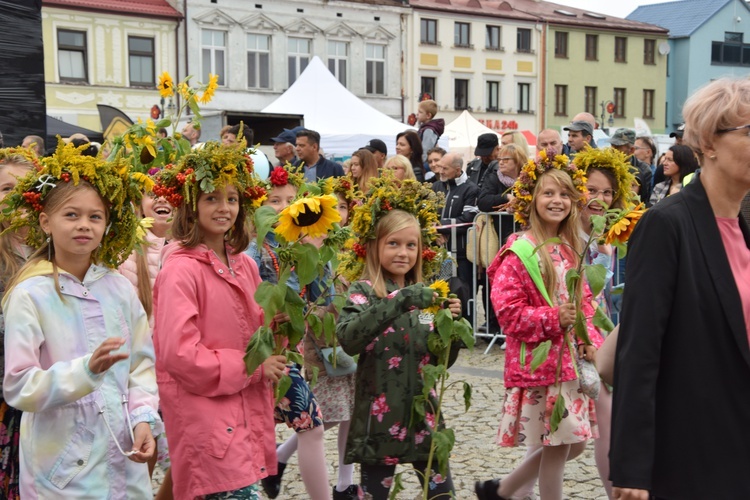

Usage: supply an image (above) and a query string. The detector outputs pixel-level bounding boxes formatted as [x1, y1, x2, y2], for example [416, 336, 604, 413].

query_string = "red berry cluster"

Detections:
[60, 172, 71, 182]
[23, 191, 43, 211]
[243, 155, 254, 172]
[152, 184, 184, 207]
[246, 185, 267, 200]
[353, 243, 367, 259]
[422, 248, 437, 261]
[381, 200, 393, 211]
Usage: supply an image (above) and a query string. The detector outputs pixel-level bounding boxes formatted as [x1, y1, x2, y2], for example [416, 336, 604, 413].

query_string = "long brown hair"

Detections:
[0, 157, 35, 284]
[527, 169, 583, 298]
[351, 148, 379, 191]
[171, 189, 249, 254]
[361, 210, 423, 298]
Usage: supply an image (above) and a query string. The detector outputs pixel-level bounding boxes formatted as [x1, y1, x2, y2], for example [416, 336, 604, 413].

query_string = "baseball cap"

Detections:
[474, 133, 499, 156]
[563, 120, 594, 138]
[271, 126, 304, 144]
[364, 138, 387, 155]
[669, 124, 685, 139]
[609, 128, 636, 146]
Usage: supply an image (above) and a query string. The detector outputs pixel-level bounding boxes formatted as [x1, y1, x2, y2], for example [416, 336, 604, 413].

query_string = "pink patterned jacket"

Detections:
[488, 234, 603, 388]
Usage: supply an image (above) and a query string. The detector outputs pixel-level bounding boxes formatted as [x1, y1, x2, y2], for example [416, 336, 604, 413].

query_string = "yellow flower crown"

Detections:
[0, 142, 151, 268]
[339, 170, 446, 282]
[571, 147, 638, 207]
[509, 148, 588, 228]
[0, 146, 43, 172]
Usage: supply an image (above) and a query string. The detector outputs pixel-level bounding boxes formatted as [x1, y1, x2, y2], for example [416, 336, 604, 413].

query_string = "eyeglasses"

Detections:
[717, 124, 750, 135]
[497, 157, 514, 162]
[96, 394, 138, 457]
[586, 187, 615, 198]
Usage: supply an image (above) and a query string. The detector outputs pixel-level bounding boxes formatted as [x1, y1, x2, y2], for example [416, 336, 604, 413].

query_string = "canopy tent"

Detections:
[443, 110, 499, 163]
[46, 115, 104, 147]
[262, 57, 422, 157]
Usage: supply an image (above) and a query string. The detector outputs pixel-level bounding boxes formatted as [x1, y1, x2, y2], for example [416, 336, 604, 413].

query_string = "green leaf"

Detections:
[530, 340, 552, 374]
[309, 365, 319, 387]
[574, 310, 592, 345]
[455, 318, 475, 350]
[593, 306, 615, 332]
[590, 213, 607, 236]
[323, 312, 337, 346]
[286, 350, 304, 366]
[427, 332, 446, 358]
[254, 206, 279, 249]
[243, 326, 275, 376]
[432, 428, 456, 477]
[254, 282, 285, 326]
[332, 292, 347, 313]
[155, 118, 171, 128]
[462, 381, 472, 412]
[293, 243, 320, 286]
[187, 98, 202, 119]
[614, 241, 628, 258]
[584, 264, 608, 298]
[532, 237, 561, 254]
[550, 393, 566, 434]
[274, 374, 293, 404]
[435, 308, 454, 345]
[308, 313, 322, 337]
[388, 472, 405, 500]
[565, 268, 580, 300]
[421, 364, 443, 399]
[319, 244, 335, 264]
[410, 395, 427, 428]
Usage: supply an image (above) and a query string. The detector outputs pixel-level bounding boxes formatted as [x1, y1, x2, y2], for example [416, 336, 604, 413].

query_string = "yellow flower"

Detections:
[157, 72, 174, 98]
[275, 194, 341, 242]
[251, 194, 267, 208]
[177, 82, 191, 100]
[605, 204, 644, 245]
[145, 119, 157, 136]
[132, 172, 155, 193]
[198, 73, 219, 104]
[424, 279, 450, 314]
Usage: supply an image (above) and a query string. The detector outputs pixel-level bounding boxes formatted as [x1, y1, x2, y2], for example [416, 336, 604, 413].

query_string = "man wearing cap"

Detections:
[271, 127, 302, 167]
[563, 120, 594, 156]
[465, 133, 499, 191]
[670, 124, 684, 145]
[609, 128, 653, 204]
[364, 139, 387, 168]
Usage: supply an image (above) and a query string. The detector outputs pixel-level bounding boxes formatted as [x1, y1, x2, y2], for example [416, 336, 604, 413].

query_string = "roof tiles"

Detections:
[43, 0, 182, 20]
[627, 0, 733, 38]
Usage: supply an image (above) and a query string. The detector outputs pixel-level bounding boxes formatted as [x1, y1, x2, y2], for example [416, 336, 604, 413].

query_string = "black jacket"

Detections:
[465, 158, 498, 191]
[431, 173, 479, 258]
[477, 169, 516, 243]
[293, 156, 344, 180]
[611, 173, 750, 499]
[629, 155, 653, 205]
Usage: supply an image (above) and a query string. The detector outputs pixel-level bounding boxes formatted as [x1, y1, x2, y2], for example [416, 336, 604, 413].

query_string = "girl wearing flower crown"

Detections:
[245, 165, 332, 500]
[151, 143, 287, 500]
[336, 177, 462, 499]
[476, 151, 603, 500]
[0, 149, 40, 500]
[1, 143, 160, 498]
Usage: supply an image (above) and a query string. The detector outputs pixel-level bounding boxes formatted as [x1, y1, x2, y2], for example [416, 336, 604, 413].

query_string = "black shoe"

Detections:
[474, 479, 508, 500]
[261, 462, 287, 499]
[332, 484, 361, 500]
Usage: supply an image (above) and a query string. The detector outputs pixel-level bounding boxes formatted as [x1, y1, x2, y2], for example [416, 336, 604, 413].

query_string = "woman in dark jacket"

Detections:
[477, 143, 527, 243]
[610, 78, 750, 500]
[395, 130, 425, 182]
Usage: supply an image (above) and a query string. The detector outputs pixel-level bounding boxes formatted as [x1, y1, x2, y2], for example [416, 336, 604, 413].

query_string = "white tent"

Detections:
[443, 110, 499, 163]
[262, 57, 414, 157]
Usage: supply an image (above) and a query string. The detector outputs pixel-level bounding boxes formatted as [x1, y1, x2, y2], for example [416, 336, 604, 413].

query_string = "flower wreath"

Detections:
[508, 148, 588, 228]
[0, 141, 151, 268]
[322, 176, 362, 211]
[152, 141, 263, 212]
[339, 169, 446, 282]
[571, 147, 637, 207]
[0, 146, 44, 172]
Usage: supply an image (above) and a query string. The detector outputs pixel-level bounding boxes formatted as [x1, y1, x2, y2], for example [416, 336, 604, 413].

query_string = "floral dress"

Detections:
[492, 236, 599, 447]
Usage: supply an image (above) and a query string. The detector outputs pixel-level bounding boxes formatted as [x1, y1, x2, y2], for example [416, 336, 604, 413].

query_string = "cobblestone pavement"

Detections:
[152, 341, 607, 499]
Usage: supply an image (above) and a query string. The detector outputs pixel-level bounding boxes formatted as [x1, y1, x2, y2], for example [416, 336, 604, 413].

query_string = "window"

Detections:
[555, 31, 568, 58]
[518, 82, 530, 113]
[486, 81, 500, 111]
[517, 28, 531, 53]
[247, 34, 270, 89]
[288, 37, 311, 86]
[712, 32, 749, 65]
[554, 85, 567, 116]
[365, 43, 385, 95]
[421, 18, 437, 45]
[455, 22, 471, 48]
[615, 37, 627, 63]
[643, 89, 655, 119]
[327, 40, 348, 87]
[614, 87, 626, 118]
[420, 77, 436, 99]
[585, 86, 597, 116]
[201, 29, 226, 86]
[454, 79, 469, 110]
[57, 29, 87, 82]
[585, 34, 598, 61]
[486, 25, 501, 50]
[128, 36, 154, 87]
[644, 39, 656, 65]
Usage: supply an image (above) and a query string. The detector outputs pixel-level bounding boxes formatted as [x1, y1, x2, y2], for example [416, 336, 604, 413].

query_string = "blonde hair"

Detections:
[361, 210, 423, 298]
[418, 99, 438, 119]
[502, 131, 530, 152]
[497, 144, 528, 177]
[527, 169, 583, 297]
[0, 157, 35, 283]
[682, 78, 750, 160]
[351, 148, 379, 191]
[383, 154, 416, 181]
[7, 181, 107, 299]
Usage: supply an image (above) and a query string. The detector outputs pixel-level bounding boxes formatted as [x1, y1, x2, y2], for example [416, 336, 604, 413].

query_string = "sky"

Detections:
[550, 0, 678, 19]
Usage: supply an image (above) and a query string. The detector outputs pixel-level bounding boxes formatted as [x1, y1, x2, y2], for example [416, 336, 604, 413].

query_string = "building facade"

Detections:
[42, 0, 182, 132]
[628, 0, 750, 132]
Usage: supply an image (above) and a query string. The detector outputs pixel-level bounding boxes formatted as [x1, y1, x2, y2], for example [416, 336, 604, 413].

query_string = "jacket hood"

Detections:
[161, 241, 241, 268]
[419, 118, 445, 136]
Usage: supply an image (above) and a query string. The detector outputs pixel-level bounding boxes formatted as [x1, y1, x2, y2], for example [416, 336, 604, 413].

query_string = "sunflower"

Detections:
[275, 194, 341, 242]
[198, 74, 219, 104]
[605, 203, 645, 245]
[423, 279, 450, 314]
[157, 71, 174, 98]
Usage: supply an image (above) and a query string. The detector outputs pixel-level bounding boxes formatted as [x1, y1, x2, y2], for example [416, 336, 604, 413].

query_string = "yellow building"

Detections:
[43, 0, 182, 133]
